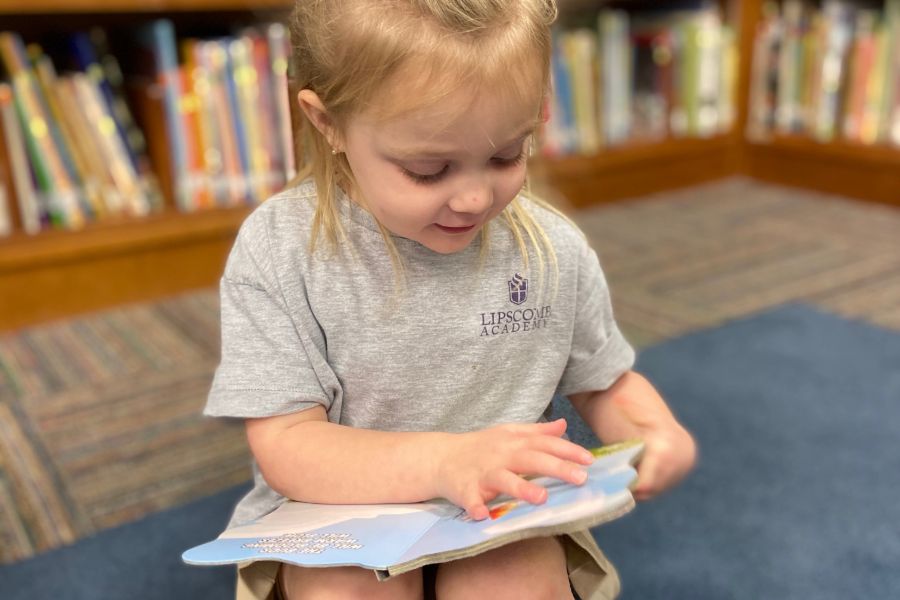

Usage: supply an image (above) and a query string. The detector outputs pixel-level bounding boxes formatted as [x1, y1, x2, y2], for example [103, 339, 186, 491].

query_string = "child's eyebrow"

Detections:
[487, 125, 538, 150]
[388, 126, 536, 159]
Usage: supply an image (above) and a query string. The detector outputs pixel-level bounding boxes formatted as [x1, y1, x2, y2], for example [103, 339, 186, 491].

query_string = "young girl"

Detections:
[206, 1, 696, 598]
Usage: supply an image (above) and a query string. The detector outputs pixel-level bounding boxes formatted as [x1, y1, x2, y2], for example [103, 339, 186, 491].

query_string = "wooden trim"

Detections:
[0, 0, 291, 14]
[0, 207, 250, 272]
[533, 136, 741, 208]
[0, 208, 249, 331]
[743, 138, 900, 207]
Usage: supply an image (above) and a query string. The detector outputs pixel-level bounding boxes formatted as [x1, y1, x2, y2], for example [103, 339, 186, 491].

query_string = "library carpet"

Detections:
[3, 303, 898, 599]
[0, 177, 898, 567]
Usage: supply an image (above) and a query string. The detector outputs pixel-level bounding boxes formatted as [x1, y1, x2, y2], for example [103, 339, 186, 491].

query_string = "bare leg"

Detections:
[279, 564, 423, 600]
[435, 536, 574, 600]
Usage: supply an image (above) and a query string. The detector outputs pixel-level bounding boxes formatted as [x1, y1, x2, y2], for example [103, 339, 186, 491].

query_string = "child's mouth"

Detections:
[434, 224, 475, 234]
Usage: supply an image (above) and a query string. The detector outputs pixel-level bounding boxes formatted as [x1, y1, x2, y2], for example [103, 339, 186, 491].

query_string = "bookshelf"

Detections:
[0, 0, 898, 331]
[0, 0, 288, 330]
[739, 0, 900, 205]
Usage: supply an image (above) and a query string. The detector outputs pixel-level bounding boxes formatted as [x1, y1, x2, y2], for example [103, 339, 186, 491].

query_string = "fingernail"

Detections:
[575, 469, 588, 484]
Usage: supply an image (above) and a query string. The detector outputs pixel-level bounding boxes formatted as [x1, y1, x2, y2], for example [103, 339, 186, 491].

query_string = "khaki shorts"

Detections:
[234, 530, 620, 600]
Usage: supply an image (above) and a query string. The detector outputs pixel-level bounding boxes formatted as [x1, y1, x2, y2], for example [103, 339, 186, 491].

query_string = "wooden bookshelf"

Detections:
[2, 0, 899, 331]
[0, 0, 291, 14]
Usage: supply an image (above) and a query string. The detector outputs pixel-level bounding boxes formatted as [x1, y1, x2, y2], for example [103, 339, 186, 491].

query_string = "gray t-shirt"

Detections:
[206, 179, 634, 526]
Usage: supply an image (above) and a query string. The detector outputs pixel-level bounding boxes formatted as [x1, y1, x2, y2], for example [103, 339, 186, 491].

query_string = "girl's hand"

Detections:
[608, 380, 697, 501]
[433, 419, 595, 520]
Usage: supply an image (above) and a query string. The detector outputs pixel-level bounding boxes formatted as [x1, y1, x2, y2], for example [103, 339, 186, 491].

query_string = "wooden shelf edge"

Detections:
[537, 134, 737, 177]
[0, 0, 291, 14]
[533, 135, 741, 208]
[746, 136, 900, 168]
[744, 137, 900, 207]
[0, 206, 250, 273]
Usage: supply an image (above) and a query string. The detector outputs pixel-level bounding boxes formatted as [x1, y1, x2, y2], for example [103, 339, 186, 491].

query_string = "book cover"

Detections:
[183, 441, 643, 581]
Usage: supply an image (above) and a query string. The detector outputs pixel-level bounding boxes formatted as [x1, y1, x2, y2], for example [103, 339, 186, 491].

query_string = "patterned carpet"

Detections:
[1, 177, 898, 564]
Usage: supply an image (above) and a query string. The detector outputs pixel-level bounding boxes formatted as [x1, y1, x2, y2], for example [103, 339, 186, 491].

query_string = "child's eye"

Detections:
[401, 165, 449, 185]
[491, 150, 526, 168]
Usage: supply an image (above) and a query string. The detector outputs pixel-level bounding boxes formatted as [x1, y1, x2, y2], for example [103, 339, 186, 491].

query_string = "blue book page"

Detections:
[182, 501, 451, 569]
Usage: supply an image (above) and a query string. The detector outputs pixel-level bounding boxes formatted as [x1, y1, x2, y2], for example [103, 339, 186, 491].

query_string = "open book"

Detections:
[182, 440, 643, 580]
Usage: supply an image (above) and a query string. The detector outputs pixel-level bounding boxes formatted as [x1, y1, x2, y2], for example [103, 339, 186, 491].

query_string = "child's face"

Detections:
[341, 86, 539, 254]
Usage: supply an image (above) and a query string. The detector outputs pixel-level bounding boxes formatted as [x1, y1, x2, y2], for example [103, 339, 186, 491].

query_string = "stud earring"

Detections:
[331, 148, 338, 155]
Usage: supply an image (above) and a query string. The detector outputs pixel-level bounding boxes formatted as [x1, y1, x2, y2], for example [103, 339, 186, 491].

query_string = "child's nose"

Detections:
[448, 177, 493, 214]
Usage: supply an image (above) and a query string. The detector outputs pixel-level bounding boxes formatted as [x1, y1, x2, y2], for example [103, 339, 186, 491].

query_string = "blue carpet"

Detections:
[559, 303, 900, 599]
[0, 483, 249, 599]
[3, 303, 898, 599]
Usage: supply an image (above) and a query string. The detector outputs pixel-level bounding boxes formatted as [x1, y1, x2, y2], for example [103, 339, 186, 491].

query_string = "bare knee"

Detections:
[279, 564, 423, 600]
[435, 536, 573, 600]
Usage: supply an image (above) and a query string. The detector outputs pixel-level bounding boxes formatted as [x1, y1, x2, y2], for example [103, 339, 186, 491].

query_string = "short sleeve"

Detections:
[205, 211, 335, 419]
[556, 243, 635, 396]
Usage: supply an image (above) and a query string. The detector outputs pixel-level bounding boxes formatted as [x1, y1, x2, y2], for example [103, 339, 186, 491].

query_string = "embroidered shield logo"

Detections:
[508, 273, 528, 305]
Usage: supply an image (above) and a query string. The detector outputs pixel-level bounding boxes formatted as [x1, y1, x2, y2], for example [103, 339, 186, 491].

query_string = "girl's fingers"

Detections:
[633, 449, 660, 500]
[511, 450, 589, 486]
[461, 489, 489, 521]
[487, 469, 548, 506]
[505, 418, 567, 437]
[525, 434, 595, 466]
[534, 418, 568, 434]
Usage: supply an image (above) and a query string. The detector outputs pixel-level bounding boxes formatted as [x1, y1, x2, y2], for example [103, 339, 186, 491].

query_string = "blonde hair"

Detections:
[288, 0, 565, 283]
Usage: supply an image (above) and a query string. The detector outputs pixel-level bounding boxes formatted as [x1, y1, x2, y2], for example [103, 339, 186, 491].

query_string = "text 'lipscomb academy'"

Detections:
[479, 306, 552, 337]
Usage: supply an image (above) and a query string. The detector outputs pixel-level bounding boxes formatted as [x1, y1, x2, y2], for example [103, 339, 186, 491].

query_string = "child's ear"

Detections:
[297, 89, 340, 149]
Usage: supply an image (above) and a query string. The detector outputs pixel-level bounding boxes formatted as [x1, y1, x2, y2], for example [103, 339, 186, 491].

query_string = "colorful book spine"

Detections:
[199, 40, 246, 205]
[221, 39, 251, 204]
[247, 29, 282, 192]
[848, 10, 877, 142]
[0, 31, 84, 229]
[183, 38, 225, 207]
[267, 22, 296, 182]
[229, 36, 271, 204]
[0, 82, 42, 234]
[32, 53, 105, 219]
[138, 20, 193, 211]
[71, 73, 148, 216]
[598, 10, 631, 145]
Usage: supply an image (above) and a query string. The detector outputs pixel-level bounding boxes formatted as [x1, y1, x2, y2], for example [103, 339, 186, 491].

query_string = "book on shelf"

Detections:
[131, 19, 294, 213]
[747, 0, 900, 147]
[0, 88, 13, 237]
[541, 3, 736, 157]
[0, 82, 41, 235]
[0, 27, 166, 234]
[0, 32, 83, 230]
[183, 441, 644, 581]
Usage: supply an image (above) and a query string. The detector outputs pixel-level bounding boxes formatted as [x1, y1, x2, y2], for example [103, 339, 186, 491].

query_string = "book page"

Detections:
[218, 501, 449, 539]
